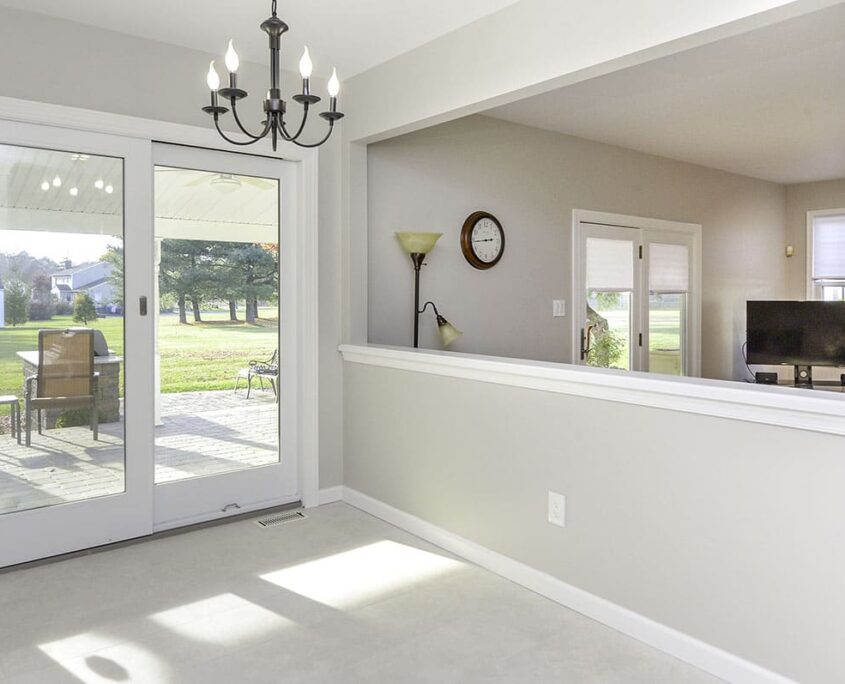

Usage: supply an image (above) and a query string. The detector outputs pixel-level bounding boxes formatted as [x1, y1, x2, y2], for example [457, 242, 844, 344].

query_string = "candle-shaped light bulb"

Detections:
[299, 46, 313, 79]
[225, 40, 239, 73]
[206, 60, 220, 91]
[327, 68, 340, 97]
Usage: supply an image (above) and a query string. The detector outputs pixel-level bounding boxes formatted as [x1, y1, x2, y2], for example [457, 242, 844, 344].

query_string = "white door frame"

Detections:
[0, 118, 155, 567]
[571, 209, 702, 377]
[0, 96, 320, 545]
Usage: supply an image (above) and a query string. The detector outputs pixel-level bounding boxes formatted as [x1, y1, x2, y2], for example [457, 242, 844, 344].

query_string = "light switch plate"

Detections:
[552, 299, 566, 317]
[548, 491, 566, 527]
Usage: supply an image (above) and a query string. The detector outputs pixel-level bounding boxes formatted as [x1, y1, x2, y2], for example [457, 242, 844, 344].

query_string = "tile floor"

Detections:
[0, 503, 721, 683]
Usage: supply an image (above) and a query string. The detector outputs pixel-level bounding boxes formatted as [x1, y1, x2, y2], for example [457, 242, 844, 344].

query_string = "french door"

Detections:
[0, 120, 154, 567]
[574, 214, 701, 377]
[0, 122, 302, 567]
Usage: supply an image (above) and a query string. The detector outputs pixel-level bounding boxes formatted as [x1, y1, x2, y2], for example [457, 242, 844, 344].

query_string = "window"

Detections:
[808, 211, 845, 300]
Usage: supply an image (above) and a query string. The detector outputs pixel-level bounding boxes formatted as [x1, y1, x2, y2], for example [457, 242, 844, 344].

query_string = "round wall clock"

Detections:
[460, 211, 505, 269]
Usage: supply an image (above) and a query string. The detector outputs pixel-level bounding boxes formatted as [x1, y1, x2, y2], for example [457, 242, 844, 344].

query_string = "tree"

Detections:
[100, 243, 124, 307]
[72, 293, 97, 324]
[159, 240, 216, 324]
[4, 280, 28, 326]
[225, 243, 279, 324]
[27, 274, 55, 320]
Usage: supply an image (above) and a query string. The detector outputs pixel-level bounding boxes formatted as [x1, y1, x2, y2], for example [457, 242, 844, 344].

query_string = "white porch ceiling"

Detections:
[0, 146, 278, 242]
[0, 0, 519, 78]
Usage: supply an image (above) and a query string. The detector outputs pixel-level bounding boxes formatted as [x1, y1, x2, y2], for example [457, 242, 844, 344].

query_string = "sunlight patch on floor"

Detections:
[259, 540, 463, 609]
[38, 632, 170, 683]
[149, 592, 293, 645]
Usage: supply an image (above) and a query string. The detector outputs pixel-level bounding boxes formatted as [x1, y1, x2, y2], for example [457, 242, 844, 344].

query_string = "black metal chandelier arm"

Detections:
[286, 121, 336, 149]
[230, 99, 272, 140]
[212, 115, 262, 146]
[278, 103, 311, 142]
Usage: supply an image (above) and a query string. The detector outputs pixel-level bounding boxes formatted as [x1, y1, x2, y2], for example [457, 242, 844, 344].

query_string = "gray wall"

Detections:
[0, 6, 344, 488]
[344, 362, 845, 683]
[785, 178, 845, 296]
[367, 115, 787, 381]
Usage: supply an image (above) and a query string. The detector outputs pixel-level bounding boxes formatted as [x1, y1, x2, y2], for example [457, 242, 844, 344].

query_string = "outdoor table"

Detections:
[16, 351, 123, 427]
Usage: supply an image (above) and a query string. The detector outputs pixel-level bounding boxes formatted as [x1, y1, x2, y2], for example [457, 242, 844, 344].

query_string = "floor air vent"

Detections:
[254, 510, 306, 528]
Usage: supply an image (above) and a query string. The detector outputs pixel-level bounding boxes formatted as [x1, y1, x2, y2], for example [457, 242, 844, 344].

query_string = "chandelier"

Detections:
[202, 0, 344, 151]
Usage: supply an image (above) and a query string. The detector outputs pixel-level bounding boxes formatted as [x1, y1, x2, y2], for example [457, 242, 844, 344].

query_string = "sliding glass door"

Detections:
[0, 122, 302, 566]
[0, 120, 153, 567]
[151, 144, 298, 530]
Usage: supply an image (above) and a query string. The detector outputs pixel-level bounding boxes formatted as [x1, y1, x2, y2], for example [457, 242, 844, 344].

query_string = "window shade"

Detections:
[813, 215, 845, 279]
[649, 243, 689, 293]
[585, 238, 633, 290]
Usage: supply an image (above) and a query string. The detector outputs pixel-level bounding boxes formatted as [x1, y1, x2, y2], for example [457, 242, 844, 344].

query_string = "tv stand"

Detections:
[794, 365, 813, 387]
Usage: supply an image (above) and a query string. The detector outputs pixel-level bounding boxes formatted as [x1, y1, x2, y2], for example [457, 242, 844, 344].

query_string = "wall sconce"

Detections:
[395, 231, 462, 349]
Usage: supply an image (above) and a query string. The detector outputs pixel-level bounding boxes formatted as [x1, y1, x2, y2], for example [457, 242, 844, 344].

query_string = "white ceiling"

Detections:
[0, 0, 518, 79]
[485, 3, 845, 185]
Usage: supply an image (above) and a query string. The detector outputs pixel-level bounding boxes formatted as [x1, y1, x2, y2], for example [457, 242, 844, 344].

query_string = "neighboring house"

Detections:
[0, 275, 4, 328]
[51, 259, 115, 307]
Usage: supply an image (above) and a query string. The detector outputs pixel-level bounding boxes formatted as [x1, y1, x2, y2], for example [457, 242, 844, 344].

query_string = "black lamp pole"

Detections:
[411, 252, 425, 348]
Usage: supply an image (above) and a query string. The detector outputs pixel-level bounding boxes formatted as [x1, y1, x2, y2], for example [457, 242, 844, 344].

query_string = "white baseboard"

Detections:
[317, 485, 344, 505]
[342, 486, 795, 684]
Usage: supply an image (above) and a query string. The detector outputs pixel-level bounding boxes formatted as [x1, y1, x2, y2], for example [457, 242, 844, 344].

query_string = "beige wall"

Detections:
[0, 6, 344, 488]
[367, 115, 787, 380]
[344, 361, 845, 683]
[785, 178, 845, 296]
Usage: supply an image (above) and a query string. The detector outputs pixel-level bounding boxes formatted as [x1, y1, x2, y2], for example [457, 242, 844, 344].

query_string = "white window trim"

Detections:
[805, 208, 845, 300]
[571, 209, 702, 377]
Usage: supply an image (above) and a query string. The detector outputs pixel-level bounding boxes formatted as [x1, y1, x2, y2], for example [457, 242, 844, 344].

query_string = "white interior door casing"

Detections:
[572, 210, 702, 377]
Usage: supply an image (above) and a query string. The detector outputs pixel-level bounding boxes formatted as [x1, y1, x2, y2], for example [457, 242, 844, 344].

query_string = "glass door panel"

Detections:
[0, 143, 125, 515]
[153, 166, 280, 484]
[581, 231, 639, 370]
[0, 119, 153, 568]
[648, 293, 686, 376]
[645, 239, 692, 376]
[586, 291, 632, 370]
[151, 143, 298, 530]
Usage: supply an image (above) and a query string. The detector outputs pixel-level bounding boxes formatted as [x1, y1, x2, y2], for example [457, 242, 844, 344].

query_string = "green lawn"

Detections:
[0, 309, 278, 398]
[594, 308, 683, 374]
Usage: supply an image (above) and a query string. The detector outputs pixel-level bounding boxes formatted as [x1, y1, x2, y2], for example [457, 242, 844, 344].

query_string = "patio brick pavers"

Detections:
[0, 388, 279, 516]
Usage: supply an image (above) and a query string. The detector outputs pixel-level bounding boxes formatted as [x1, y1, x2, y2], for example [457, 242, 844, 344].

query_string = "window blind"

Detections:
[649, 243, 689, 293]
[585, 237, 633, 291]
[812, 214, 845, 280]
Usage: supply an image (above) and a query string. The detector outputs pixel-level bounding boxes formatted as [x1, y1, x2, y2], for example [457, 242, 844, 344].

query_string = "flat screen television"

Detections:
[746, 300, 845, 366]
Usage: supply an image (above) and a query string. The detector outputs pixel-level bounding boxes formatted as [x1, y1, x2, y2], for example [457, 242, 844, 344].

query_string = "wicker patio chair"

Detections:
[24, 329, 99, 447]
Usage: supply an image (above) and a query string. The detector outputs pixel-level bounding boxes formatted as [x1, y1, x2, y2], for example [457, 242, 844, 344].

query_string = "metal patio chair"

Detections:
[24, 329, 99, 446]
[234, 349, 279, 401]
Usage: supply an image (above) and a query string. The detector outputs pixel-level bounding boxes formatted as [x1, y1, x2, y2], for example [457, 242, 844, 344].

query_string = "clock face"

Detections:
[471, 217, 503, 264]
[461, 211, 505, 269]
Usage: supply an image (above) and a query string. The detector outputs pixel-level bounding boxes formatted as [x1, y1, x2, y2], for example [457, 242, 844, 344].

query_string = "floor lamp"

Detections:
[395, 231, 462, 348]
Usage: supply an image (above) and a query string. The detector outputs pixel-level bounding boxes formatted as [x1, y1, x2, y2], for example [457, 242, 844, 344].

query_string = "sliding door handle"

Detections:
[139, 296, 148, 316]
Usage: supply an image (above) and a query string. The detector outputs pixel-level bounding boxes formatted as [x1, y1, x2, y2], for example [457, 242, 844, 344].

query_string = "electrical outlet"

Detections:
[552, 299, 566, 317]
[548, 491, 566, 527]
